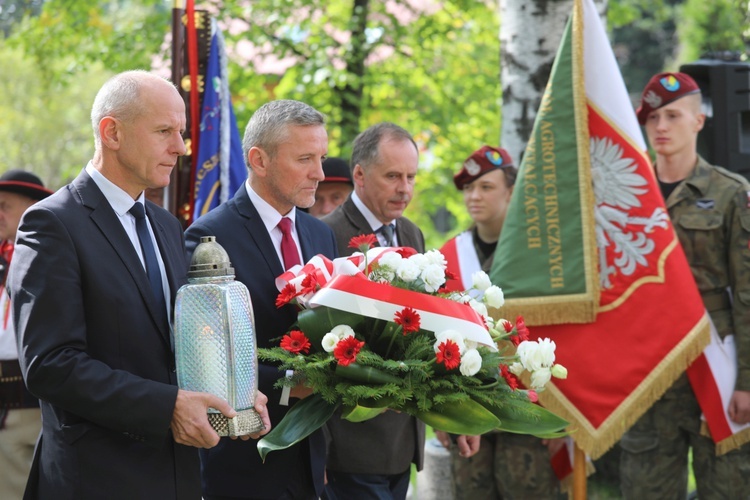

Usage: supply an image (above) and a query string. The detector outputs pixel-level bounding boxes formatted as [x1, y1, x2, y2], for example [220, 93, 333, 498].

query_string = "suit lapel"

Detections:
[342, 197, 371, 235]
[234, 187, 285, 277]
[295, 211, 317, 262]
[73, 172, 171, 345]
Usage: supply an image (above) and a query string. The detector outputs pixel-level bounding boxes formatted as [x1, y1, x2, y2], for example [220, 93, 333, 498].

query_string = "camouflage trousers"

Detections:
[620, 373, 750, 499]
[449, 432, 562, 500]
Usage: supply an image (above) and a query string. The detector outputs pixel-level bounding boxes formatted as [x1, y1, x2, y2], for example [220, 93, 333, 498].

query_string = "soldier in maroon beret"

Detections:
[620, 72, 750, 499]
[436, 145, 563, 499]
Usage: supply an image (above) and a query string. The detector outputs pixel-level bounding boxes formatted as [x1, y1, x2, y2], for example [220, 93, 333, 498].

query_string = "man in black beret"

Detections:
[0, 169, 53, 499]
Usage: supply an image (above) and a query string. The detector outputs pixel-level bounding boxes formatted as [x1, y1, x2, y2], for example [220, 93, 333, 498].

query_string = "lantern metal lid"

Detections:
[188, 236, 235, 279]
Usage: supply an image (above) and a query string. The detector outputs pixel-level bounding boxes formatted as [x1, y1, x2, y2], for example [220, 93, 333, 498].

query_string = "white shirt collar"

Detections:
[351, 190, 395, 232]
[244, 180, 296, 233]
[85, 162, 146, 212]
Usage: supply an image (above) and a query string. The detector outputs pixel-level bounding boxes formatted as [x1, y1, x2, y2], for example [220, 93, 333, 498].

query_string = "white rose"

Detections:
[530, 367, 552, 389]
[468, 298, 488, 319]
[536, 338, 556, 366]
[396, 260, 421, 282]
[433, 329, 466, 354]
[407, 253, 429, 271]
[377, 251, 403, 271]
[509, 362, 524, 376]
[483, 286, 505, 309]
[472, 271, 492, 291]
[459, 349, 482, 376]
[321, 333, 340, 352]
[421, 264, 446, 293]
[330, 324, 356, 339]
[551, 364, 568, 379]
[485, 315, 495, 329]
[424, 249, 447, 267]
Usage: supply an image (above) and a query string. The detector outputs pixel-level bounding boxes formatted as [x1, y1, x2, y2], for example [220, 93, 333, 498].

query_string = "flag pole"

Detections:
[169, 0, 185, 216]
[572, 442, 587, 499]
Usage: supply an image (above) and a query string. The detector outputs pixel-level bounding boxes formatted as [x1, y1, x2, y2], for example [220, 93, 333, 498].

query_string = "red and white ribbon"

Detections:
[275, 250, 496, 350]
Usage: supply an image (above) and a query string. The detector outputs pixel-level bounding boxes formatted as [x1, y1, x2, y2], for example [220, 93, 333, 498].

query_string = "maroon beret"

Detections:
[453, 146, 514, 190]
[636, 72, 700, 125]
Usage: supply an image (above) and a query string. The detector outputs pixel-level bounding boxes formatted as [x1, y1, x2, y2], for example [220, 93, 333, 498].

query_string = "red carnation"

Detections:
[275, 283, 299, 308]
[280, 330, 311, 354]
[510, 315, 530, 346]
[334, 336, 365, 366]
[349, 234, 378, 252]
[394, 307, 421, 335]
[436, 340, 461, 370]
[500, 319, 514, 333]
[500, 364, 520, 391]
[396, 247, 417, 259]
[300, 273, 319, 295]
[444, 270, 458, 282]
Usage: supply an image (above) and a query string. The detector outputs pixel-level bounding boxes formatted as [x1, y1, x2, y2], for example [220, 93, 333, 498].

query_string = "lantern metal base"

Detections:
[208, 409, 265, 437]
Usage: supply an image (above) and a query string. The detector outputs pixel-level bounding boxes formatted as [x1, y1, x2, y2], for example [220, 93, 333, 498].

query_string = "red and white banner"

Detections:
[490, 0, 711, 459]
[687, 322, 750, 454]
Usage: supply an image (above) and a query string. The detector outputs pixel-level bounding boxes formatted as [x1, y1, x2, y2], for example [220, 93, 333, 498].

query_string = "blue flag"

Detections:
[192, 20, 247, 221]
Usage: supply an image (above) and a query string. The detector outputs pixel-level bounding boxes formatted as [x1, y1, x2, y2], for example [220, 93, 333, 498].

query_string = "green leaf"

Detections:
[298, 307, 366, 351]
[335, 363, 403, 385]
[416, 398, 500, 435]
[479, 400, 569, 437]
[257, 394, 339, 462]
[341, 395, 394, 421]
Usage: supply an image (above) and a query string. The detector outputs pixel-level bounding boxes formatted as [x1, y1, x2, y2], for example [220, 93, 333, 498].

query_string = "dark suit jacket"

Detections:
[320, 195, 426, 475]
[185, 185, 337, 499]
[8, 169, 198, 499]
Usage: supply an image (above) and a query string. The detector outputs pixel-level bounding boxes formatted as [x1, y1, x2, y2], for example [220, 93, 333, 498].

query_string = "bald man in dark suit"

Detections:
[9, 71, 269, 500]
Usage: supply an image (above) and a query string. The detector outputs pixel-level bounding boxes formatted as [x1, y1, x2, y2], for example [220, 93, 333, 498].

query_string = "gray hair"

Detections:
[242, 100, 325, 165]
[351, 122, 418, 173]
[90, 70, 174, 149]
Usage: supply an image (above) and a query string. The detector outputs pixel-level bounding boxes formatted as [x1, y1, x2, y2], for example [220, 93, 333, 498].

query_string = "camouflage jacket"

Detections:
[664, 155, 750, 391]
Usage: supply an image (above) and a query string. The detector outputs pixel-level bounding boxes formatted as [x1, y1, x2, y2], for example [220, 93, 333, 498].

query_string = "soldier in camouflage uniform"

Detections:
[620, 72, 750, 499]
[436, 146, 564, 500]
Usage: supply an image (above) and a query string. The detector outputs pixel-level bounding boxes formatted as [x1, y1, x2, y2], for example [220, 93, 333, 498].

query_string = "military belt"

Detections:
[0, 359, 38, 409]
[701, 290, 731, 313]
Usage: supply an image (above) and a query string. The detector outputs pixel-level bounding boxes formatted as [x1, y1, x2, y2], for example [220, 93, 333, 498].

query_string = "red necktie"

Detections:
[278, 217, 301, 269]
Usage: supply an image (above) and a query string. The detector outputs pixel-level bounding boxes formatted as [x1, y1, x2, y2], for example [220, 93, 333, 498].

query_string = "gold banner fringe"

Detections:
[495, 296, 597, 326]
[701, 420, 750, 455]
[535, 315, 710, 459]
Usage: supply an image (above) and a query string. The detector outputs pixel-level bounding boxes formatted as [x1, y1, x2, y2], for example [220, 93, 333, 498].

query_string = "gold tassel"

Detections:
[535, 315, 710, 459]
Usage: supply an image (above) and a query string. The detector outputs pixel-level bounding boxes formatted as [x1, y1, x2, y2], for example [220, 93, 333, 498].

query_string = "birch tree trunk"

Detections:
[500, 0, 608, 162]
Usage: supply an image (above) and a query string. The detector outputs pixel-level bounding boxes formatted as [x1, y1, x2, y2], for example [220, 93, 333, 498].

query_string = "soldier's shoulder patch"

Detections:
[696, 199, 715, 210]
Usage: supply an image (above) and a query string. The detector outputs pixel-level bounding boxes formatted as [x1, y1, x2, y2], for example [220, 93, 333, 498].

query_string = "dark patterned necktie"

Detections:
[129, 203, 167, 326]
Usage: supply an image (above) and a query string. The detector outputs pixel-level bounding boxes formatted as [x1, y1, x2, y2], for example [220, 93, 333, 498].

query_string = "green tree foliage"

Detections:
[608, 0, 683, 94]
[0, 44, 107, 187]
[678, 0, 748, 62]
[3, 0, 500, 248]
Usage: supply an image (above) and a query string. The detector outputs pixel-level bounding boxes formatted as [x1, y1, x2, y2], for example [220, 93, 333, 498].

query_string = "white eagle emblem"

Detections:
[590, 137, 669, 289]
[643, 90, 662, 110]
[464, 158, 481, 176]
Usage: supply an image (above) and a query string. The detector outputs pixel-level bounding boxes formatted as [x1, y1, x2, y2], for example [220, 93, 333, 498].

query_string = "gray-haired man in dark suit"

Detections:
[321, 122, 425, 499]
